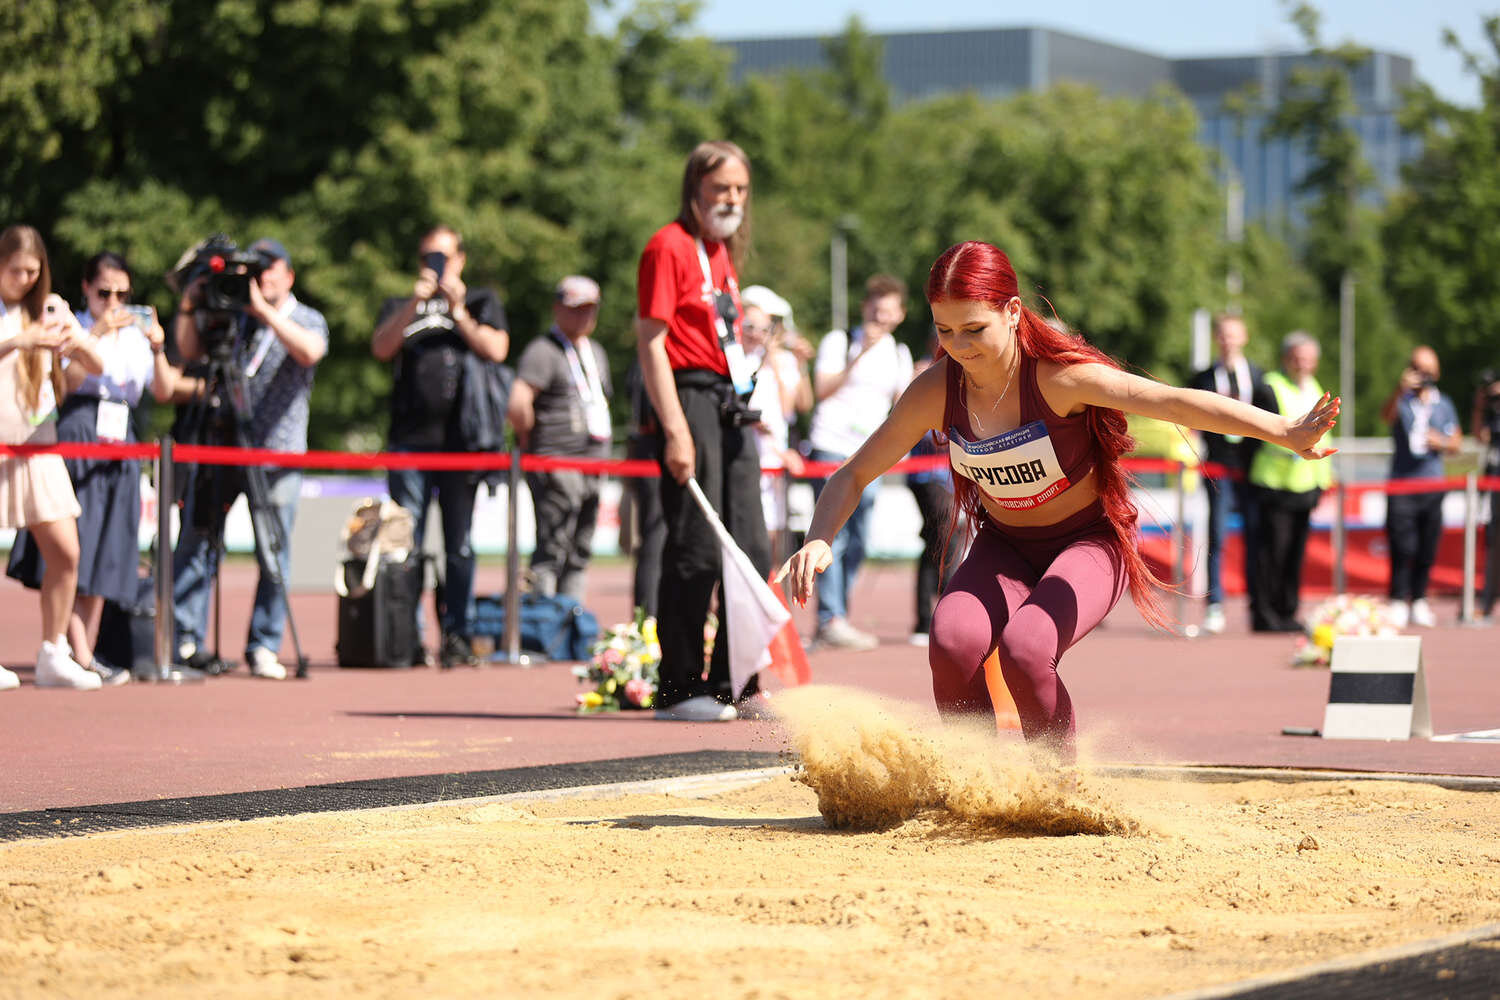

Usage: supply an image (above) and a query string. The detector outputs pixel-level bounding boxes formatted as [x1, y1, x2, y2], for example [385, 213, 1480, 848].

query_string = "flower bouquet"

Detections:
[1291, 594, 1400, 667]
[574, 609, 661, 712]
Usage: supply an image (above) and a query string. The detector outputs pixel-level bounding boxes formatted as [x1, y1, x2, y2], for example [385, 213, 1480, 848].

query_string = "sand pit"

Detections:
[3, 687, 1500, 998]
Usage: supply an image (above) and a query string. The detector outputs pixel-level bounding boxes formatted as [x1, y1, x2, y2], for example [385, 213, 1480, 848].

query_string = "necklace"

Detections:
[965, 349, 1020, 436]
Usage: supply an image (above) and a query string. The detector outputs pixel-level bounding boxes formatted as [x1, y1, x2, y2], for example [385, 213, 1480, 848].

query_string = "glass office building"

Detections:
[723, 27, 1419, 226]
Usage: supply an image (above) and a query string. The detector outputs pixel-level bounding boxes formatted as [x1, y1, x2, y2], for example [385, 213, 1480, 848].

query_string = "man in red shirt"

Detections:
[636, 140, 771, 722]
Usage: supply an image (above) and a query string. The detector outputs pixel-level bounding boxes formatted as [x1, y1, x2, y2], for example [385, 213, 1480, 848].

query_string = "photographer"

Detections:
[171, 238, 328, 679]
[1473, 369, 1500, 623]
[1379, 346, 1462, 629]
[636, 140, 771, 722]
[372, 224, 509, 668]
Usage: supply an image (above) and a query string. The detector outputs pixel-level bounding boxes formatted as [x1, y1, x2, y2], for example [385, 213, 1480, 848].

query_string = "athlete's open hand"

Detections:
[1286, 391, 1341, 460]
[773, 539, 832, 607]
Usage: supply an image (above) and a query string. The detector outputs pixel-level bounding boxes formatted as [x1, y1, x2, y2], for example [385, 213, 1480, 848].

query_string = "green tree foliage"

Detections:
[729, 24, 1225, 384]
[8, 1, 1414, 448]
[1385, 17, 1500, 410]
[1259, 2, 1405, 433]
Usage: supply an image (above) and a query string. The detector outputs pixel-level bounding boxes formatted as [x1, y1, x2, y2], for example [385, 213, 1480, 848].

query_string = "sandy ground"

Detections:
[3, 687, 1500, 999]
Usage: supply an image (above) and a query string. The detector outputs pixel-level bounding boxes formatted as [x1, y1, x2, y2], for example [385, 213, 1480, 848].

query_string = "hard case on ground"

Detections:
[336, 557, 421, 668]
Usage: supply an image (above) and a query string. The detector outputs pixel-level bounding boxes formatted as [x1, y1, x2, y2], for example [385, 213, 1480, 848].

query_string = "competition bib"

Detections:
[948, 421, 1071, 510]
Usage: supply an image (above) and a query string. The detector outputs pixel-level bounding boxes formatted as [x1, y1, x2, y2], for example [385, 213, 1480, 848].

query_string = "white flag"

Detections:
[686, 478, 791, 698]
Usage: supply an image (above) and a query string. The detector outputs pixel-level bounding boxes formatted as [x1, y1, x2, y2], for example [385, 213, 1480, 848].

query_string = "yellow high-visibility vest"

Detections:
[1248, 371, 1333, 493]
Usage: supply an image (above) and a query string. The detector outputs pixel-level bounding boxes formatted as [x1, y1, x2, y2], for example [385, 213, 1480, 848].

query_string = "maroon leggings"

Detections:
[928, 502, 1127, 762]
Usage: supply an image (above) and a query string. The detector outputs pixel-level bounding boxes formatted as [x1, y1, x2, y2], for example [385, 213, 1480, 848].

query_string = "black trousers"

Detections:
[1250, 486, 1318, 631]
[655, 379, 771, 706]
[908, 479, 960, 634]
[627, 433, 665, 618]
[1482, 485, 1500, 615]
[1385, 490, 1446, 602]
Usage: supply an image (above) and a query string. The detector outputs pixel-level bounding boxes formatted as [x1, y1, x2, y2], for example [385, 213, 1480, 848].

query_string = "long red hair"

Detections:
[925, 240, 1171, 631]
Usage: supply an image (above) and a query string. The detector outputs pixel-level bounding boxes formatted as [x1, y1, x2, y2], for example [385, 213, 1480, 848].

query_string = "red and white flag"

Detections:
[686, 479, 792, 698]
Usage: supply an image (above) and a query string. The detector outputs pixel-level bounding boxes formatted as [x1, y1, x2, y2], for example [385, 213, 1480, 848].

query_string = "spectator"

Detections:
[906, 334, 961, 646]
[8, 251, 180, 684]
[635, 139, 771, 722]
[1188, 313, 1265, 635]
[1473, 369, 1500, 624]
[807, 274, 914, 649]
[172, 237, 328, 679]
[738, 291, 806, 562]
[1380, 346, 1463, 628]
[509, 276, 611, 600]
[0, 224, 106, 690]
[1247, 331, 1332, 633]
[372, 225, 509, 667]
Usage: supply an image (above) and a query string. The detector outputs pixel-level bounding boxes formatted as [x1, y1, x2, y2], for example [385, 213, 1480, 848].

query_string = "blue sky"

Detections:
[687, 0, 1495, 106]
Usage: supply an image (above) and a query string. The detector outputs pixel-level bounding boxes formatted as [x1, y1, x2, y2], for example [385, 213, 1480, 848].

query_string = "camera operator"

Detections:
[171, 238, 328, 679]
[1379, 345, 1462, 629]
[372, 224, 509, 668]
[636, 140, 771, 722]
[1473, 369, 1500, 622]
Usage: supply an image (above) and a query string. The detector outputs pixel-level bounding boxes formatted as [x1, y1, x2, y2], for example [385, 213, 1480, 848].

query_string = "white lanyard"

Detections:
[553, 330, 611, 442]
[694, 238, 755, 394]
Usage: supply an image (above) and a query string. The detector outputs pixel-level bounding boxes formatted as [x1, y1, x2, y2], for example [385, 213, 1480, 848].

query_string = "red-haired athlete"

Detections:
[776, 241, 1340, 762]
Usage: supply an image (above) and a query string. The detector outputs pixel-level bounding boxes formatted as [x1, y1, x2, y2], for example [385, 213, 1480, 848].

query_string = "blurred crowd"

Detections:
[3, 172, 1497, 694]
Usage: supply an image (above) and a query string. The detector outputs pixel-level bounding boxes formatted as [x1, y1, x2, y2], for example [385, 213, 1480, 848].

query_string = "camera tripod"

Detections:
[176, 334, 309, 679]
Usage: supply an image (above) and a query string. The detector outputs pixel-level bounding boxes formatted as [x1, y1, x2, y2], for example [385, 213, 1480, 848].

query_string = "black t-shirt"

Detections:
[381, 288, 507, 450]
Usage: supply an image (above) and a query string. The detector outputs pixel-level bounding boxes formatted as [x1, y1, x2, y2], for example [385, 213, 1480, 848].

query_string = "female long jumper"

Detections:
[776, 242, 1339, 762]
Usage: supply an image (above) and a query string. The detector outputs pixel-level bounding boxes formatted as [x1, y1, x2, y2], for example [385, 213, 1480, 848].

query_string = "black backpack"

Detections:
[458, 352, 515, 453]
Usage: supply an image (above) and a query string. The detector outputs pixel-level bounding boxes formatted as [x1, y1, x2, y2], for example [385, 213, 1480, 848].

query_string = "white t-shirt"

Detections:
[749, 348, 802, 469]
[808, 327, 913, 457]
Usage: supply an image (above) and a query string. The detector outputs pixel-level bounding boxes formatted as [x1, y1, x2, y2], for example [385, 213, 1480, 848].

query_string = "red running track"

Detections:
[0, 561, 1496, 813]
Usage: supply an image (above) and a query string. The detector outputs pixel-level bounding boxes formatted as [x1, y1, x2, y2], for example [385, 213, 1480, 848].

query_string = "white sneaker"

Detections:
[1204, 604, 1227, 635]
[653, 694, 737, 722]
[816, 617, 878, 651]
[908, 632, 930, 647]
[1410, 599, 1437, 628]
[35, 641, 102, 690]
[1387, 601, 1411, 629]
[0, 665, 19, 691]
[247, 648, 288, 680]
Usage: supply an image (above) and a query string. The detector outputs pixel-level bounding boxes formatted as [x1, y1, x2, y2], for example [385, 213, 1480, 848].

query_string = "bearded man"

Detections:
[634, 140, 772, 722]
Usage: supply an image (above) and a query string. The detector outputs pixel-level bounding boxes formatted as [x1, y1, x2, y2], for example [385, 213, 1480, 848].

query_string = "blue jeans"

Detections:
[388, 466, 478, 636]
[1204, 473, 1257, 607]
[811, 448, 881, 628]
[173, 468, 301, 657]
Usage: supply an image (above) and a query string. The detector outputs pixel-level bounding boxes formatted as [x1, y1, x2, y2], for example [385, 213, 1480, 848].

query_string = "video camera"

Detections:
[167, 235, 271, 349]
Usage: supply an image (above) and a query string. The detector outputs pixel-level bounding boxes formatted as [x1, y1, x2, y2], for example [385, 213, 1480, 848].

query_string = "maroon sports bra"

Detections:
[943, 354, 1097, 507]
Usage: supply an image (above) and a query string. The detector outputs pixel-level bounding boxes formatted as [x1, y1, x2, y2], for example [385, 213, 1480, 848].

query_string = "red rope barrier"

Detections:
[1, 439, 1497, 492]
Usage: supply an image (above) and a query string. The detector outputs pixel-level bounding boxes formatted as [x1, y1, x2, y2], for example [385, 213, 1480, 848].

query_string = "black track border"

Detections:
[0, 749, 785, 842]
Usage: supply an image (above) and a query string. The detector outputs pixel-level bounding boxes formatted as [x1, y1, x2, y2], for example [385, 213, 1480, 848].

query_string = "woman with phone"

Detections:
[0, 225, 106, 690]
[9, 250, 179, 684]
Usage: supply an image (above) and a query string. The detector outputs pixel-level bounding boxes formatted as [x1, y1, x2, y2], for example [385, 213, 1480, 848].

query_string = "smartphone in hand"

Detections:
[124, 304, 154, 326]
[422, 251, 447, 279]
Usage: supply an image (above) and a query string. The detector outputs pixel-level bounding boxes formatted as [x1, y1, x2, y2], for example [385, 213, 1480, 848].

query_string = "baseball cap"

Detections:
[739, 284, 795, 330]
[249, 237, 292, 269]
[555, 275, 601, 308]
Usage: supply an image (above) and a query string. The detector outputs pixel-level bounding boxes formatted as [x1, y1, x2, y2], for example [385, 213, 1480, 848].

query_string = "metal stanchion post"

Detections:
[1172, 461, 1186, 629]
[1332, 475, 1347, 597]
[147, 436, 204, 683]
[1462, 471, 1479, 625]
[497, 444, 530, 666]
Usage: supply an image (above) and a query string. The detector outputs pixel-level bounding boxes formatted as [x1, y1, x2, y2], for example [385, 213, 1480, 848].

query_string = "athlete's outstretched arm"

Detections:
[775, 360, 947, 605]
[1048, 362, 1341, 461]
